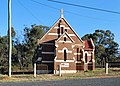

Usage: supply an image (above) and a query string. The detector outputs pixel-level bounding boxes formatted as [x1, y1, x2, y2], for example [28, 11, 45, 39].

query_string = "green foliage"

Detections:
[82, 29, 119, 66]
[14, 25, 49, 69]
[0, 25, 49, 73]
[0, 27, 17, 73]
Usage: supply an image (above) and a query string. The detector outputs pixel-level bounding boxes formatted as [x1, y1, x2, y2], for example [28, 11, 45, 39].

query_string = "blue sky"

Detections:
[0, 0, 120, 46]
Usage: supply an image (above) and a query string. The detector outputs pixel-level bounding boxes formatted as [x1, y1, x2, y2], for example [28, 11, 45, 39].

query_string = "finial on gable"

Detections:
[60, 9, 64, 18]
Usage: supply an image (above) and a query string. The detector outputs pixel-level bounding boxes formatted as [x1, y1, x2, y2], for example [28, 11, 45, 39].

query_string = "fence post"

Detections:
[34, 62, 36, 77]
[59, 64, 61, 76]
[105, 63, 108, 74]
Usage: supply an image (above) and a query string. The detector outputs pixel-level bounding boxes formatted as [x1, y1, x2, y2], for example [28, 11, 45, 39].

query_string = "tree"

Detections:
[82, 29, 119, 67]
[0, 36, 8, 72]
[14, 25, 49, 69]
[115, 48, 120, 62]
[0, 27, 17, 73]
[0, 25, 49, 72]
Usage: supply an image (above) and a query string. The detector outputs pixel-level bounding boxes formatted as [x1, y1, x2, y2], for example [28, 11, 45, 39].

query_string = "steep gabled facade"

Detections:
[36, 12, 95, 74]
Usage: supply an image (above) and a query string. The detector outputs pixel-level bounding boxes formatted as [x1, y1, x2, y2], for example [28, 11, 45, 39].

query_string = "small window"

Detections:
[61, 27, 63, 34]
[85, 53, 87, 63]
[77, 48, 79, 61]
[65, 29, 67, 32]
[77, 48, 79, 53]
[91, 53, 93, 62]
[80, 49, 82, 61]
[58, 28, 60, 34]
[57, 23, 60, 37]
[57, 23, 60, 34]
[64, 50, 67, 61]
[59, 20, 62, 23]
[64, 37, 66, 41]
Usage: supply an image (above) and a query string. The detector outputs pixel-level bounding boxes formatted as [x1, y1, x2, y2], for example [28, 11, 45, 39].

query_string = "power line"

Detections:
[30, 0, 118, 23]
[48, 0, 120, 15]
[30, 0, 98, 19]
[17, 0, 43, 24]
[64, 10, 112, 22]
[31, 0, 60, 10]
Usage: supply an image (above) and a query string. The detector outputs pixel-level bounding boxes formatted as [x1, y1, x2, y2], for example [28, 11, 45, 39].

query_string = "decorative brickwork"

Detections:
[36, 14, 95, 74]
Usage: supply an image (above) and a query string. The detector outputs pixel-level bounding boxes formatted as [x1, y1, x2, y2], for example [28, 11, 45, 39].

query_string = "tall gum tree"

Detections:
[82, 29, 119, 67]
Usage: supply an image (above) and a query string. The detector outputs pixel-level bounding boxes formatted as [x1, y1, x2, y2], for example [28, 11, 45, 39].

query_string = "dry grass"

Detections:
[0, 68, 120, 82]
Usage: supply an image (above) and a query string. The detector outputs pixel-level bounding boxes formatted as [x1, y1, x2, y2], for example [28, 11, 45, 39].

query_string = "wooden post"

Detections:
[59, 64, 61, 76]
[34, 63, 36, 77]
[105, 63, 108, 74]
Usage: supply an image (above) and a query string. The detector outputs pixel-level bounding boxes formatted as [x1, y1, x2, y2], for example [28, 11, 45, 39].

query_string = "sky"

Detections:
[0, 0, 120, 46]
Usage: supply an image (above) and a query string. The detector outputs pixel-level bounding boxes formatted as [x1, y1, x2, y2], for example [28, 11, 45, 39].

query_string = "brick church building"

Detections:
[36, 10, 95, 74]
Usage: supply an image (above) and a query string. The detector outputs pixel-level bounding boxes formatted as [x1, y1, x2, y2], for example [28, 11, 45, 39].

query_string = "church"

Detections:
[36, 10, 95, 74]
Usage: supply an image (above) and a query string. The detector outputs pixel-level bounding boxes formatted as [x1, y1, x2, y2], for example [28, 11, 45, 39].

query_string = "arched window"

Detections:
[80, 49, 82, 61]
[65, 29, 67, 32]
[91, 53, 93, 62]
[61, 27, 63, 34]
[77, 48, 79, 61]
[64, 49, 67, 61]
[57, 23, 60, 37]
[85, 53, 87, 63]
[64, 37, 66, 41]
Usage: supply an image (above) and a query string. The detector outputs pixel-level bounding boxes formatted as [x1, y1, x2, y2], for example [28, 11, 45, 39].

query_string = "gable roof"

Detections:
[38, 18, 61, 44]
[56, 31, 75, 43]
[62, 17, 83, 43]
[38, 17, 83, 44]
[83, 39, 95, 50]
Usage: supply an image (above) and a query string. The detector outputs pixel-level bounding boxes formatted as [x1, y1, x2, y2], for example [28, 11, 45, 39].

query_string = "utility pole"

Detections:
[8, 0, 12, 77]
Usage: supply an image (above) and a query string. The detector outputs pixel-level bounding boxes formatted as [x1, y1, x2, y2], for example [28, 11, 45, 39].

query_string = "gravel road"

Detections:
[0, 77, 120, 86]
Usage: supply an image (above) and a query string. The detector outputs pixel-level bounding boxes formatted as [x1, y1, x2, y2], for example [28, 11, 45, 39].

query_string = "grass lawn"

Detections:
[0, 68, 120, 82]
